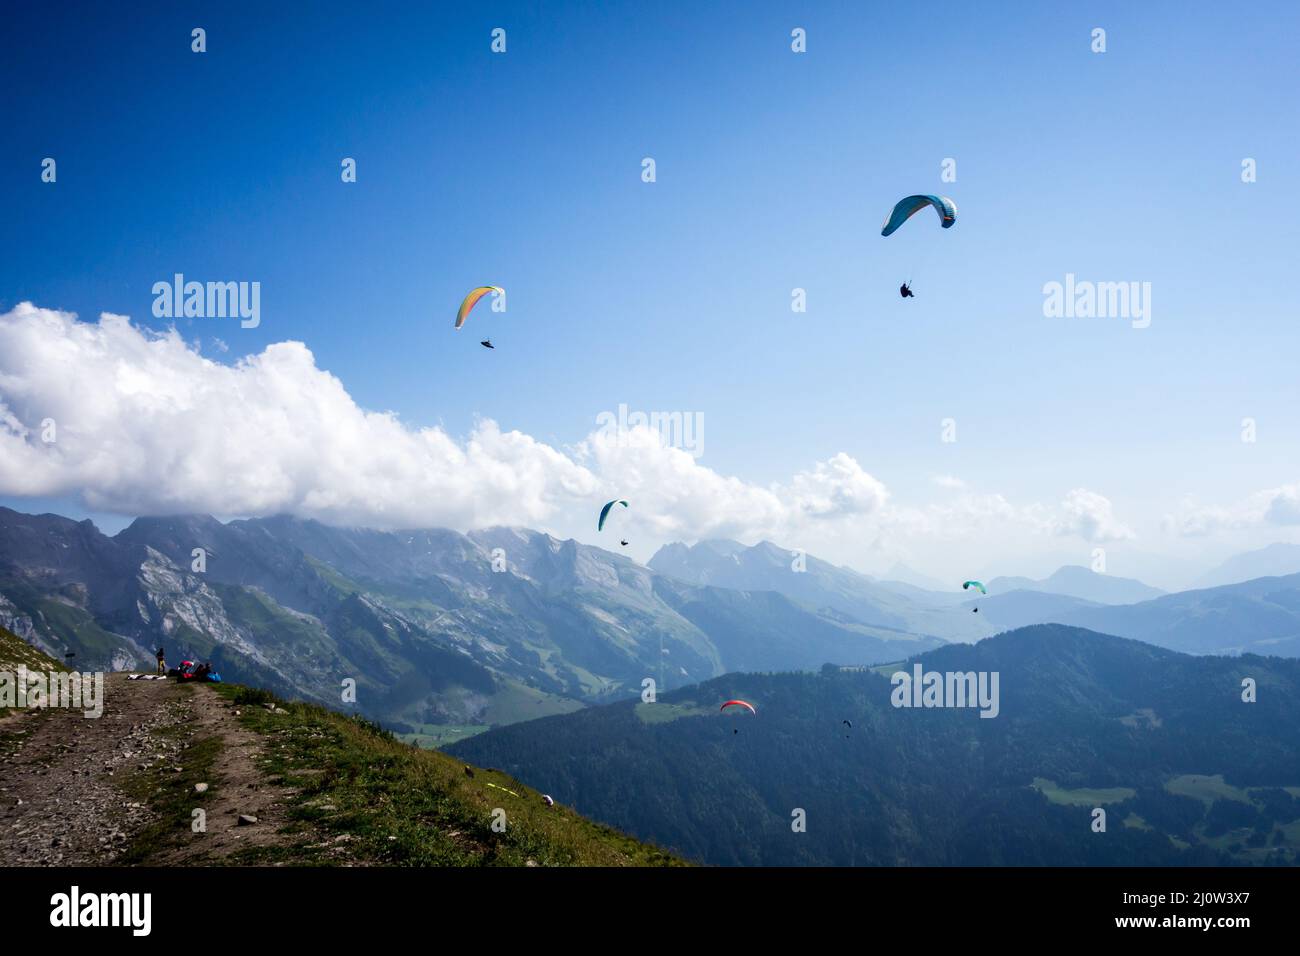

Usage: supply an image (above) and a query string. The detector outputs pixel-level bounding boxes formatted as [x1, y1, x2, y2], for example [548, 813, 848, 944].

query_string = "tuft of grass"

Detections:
[230, 686, 276, 707]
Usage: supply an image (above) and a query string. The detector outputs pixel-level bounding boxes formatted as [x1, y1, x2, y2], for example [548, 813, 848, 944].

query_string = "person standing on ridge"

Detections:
[156, 646, 166, 676]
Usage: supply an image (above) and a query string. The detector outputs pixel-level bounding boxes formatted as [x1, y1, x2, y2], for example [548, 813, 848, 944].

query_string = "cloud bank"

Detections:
[1, 303, 1131, 556]
[1164, 483, 1300, 537]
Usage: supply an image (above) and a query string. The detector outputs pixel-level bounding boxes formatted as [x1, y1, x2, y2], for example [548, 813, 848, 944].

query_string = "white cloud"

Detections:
[1053, 488, 1135, 542]
[789, 453, 890, 519]
[0, 303, 1138, 560]
[578, 424, 788, 540]
[1264, 484, 1300, 526]
[0, 303, 595, 528]
[1165, 482, 1300, 535]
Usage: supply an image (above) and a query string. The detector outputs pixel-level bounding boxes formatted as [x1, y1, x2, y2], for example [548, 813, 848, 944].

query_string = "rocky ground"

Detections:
[0, 674, 300, 866]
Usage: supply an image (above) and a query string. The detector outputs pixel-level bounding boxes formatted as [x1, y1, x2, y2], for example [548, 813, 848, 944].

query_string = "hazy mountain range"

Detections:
[4, 507, 1300, 734]
[1194, 543, 1300, 589]
[652, 538, 1300, 658]
[987, 565, 1164, 604]
[0, 509, 939, 730]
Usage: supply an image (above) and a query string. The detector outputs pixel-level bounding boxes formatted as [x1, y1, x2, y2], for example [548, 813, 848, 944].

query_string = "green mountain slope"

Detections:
[0, 623, 67, 674]
[1055, 573, 1300, 656]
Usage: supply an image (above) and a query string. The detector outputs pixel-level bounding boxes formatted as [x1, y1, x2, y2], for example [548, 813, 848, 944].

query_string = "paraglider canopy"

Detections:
[720, 699, 756, 715]
[598, 499, 628, 531]
[962, 580, 987, 595]
[881, 195, 957, 237]
[454, 286, 504, 329]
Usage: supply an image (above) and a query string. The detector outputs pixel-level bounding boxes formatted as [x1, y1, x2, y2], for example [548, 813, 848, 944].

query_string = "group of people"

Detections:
[154, 647, 217, 681]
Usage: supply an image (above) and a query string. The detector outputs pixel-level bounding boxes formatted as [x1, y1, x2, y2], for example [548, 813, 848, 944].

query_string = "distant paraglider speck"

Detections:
[480, 340, 494, 349]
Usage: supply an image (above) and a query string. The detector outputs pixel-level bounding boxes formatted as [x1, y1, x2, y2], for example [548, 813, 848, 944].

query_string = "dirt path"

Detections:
[0, 674, 301, 866]
[148, 685, 301, 865]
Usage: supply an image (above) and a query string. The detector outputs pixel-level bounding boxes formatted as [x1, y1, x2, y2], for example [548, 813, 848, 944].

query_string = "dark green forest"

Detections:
[450, 625, 1300, 865]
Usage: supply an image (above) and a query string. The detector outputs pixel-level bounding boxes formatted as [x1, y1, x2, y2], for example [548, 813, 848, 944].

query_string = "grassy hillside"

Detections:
[1, 625, 70, 724]
[0, 624, 66, 673]
[137, 681, 684, 866]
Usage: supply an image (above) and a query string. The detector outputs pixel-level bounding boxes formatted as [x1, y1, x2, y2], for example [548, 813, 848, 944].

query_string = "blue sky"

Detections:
[2, 1, 1298, 586]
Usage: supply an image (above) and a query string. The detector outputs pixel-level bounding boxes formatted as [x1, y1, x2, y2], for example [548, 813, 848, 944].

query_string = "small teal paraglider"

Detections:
[881, 195, 957, 237]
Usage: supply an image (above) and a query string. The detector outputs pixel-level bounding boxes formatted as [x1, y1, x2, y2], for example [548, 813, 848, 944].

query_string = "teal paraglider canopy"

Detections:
[598, 499, 628, 532]
[881, 195, 957, 237]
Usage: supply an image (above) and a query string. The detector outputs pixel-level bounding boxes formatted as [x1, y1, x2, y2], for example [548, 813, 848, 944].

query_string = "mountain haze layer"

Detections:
[987, 565, 1164, 604]
[648, 539, 984, 642]
[1195, 543, 1300, 589]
